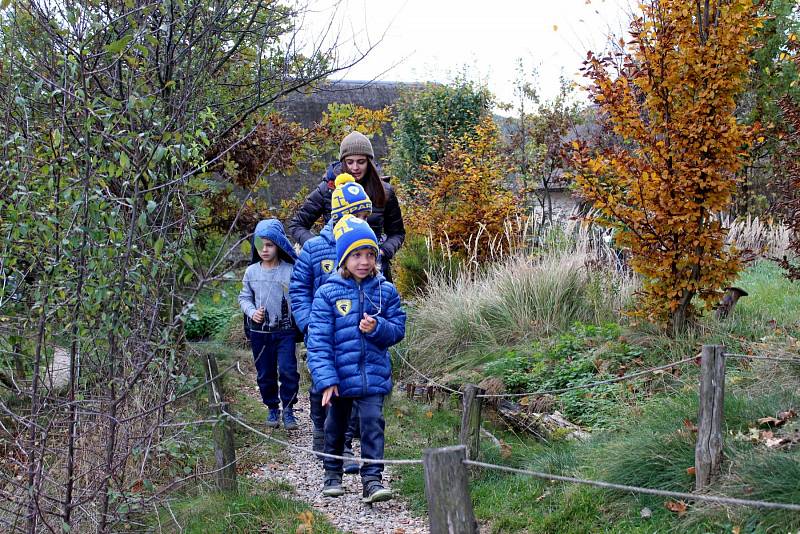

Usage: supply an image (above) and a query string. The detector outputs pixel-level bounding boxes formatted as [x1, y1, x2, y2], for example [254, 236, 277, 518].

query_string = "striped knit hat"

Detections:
[333, 214, 379, 268]
[330, 173, 372, 222]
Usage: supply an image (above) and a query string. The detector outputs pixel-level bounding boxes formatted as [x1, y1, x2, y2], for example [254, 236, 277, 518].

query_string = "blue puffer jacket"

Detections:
[306, 273, 406, 397]
[288, 219, 337, 334]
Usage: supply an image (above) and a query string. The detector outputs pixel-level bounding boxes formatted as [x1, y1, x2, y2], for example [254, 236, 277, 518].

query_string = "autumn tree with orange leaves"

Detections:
[571, 0, 759, 333]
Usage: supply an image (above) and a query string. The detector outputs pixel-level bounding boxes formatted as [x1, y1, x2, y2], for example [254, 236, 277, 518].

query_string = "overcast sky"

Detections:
[300, 0, 635, 111]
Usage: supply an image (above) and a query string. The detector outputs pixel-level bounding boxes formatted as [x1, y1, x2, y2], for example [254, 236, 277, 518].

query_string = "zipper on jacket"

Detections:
[358, 282, 367, 396]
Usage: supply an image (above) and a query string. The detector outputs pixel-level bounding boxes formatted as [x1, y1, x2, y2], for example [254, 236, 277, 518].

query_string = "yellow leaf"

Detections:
[552, 25, 558, 32]
[425, 411, 433, 419]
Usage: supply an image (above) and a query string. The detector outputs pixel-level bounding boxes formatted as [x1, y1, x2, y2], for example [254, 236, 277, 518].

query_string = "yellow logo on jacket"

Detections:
[320, 259, 334, 273]
[335, 299, 352, 316]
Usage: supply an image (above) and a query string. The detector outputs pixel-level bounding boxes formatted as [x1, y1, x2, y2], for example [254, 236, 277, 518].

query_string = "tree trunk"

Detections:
[670, 289, 694, 336]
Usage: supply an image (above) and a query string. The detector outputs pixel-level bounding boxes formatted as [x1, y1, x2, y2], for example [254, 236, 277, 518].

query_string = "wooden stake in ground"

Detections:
[695, 344, 725, 490]
[205, 354, 237, 492]
[459, 384, 484, 461]
[423, 445, 478, 534]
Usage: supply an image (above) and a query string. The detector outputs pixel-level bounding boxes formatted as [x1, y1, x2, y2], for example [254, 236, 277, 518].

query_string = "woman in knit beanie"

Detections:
[288, 131, 406, 282]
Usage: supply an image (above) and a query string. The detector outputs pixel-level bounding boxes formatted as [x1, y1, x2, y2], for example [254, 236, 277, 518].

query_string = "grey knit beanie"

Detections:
[339, 131, 374, 160]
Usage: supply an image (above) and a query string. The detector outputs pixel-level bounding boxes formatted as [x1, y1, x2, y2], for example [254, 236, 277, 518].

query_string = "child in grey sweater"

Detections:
[238, 218, 299, 430]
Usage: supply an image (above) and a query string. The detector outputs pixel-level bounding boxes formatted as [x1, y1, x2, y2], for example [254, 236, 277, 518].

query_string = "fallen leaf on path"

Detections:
[665, 500, 688, 515]
[295, 510, 314, 533]
[757, 416, 784, 427]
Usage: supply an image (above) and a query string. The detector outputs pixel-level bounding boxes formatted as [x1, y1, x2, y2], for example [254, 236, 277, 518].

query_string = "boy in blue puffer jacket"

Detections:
[306, 214, 406, 503]
[289, 173, 371, 469]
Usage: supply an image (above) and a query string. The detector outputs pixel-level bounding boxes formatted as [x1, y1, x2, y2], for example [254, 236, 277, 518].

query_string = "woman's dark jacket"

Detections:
[287, 161, 406, 261]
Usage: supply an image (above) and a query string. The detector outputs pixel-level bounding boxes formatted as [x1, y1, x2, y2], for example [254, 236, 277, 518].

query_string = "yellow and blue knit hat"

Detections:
[330, 173, 372, 222]
[333, 214, 379, 268]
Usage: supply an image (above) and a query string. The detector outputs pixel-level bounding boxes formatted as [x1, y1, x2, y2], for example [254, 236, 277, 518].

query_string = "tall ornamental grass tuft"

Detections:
[403, 224, 637, 372]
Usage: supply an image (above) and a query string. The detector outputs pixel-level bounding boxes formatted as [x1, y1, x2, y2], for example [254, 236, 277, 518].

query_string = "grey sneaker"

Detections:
[282, 407, 298, 431]
[322, 475, 345, 497]
[362, 480, 392, 503]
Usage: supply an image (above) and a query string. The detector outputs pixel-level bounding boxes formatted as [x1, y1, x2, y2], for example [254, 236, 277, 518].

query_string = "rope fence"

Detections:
[222, 406, 800, 513]
[476, 357, 696, 398]
[222, 408, 423, 466]
[463, 460, 800, 512]
[394, 345, 697, 399]
[726, 352, 800, 364]
[392, 348, 463, 395]
[202, 344, 800, 533]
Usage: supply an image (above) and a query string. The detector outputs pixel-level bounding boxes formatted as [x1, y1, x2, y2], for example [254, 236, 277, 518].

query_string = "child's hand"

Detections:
[359, 313, 377, 334]
[252, 307, 265, 323]
[322, 385, 338, 407]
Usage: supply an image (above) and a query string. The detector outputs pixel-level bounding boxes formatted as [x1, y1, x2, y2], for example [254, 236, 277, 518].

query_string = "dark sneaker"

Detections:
[343, 450, 359, 474]
[361, 480, 392, 503]
[282, 408, 298, 431]
[266, 408, 280, 428]
[322, 476, 344, 497]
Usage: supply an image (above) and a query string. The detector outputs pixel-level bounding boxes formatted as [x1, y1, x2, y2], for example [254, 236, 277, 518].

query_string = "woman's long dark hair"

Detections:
[359, 159, 387, 208]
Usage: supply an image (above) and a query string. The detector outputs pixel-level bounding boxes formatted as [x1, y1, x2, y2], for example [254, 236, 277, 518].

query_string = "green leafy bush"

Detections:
[483, 323, 643, 426]
[394, 235, 465, 296]
[388, 77, 492, 193]
[185, 306, 237, 341]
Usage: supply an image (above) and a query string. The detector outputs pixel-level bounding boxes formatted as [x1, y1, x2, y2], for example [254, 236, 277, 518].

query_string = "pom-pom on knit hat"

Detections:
[330, 173, 372, 222]
[339, 131, 374, 160]
[333, 214, 379, 269]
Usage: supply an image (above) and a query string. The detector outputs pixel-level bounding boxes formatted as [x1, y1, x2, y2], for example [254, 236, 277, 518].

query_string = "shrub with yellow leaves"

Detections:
[403, 117, 519, 261]
[571, 0, 759, 333]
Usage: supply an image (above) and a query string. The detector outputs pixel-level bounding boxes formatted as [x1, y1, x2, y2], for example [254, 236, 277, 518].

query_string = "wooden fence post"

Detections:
[205, 354, 237, 492]
[423, 445, 478, 534]
[459, 384, 484, 461]
[695, 344, 725, 491]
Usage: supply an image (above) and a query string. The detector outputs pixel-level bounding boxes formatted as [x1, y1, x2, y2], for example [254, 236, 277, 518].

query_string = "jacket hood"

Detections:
[253, 219, 298, 264]
[320, 218, 336, 245]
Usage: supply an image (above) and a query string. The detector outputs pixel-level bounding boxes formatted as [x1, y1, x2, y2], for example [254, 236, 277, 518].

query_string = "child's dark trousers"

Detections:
[323, 394, 385, 481]
[250, 330, 298, 409]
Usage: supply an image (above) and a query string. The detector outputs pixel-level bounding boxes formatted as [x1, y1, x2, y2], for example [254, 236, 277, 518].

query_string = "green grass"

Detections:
[153, 479, 338, 533]
[719, 260, 800, 337]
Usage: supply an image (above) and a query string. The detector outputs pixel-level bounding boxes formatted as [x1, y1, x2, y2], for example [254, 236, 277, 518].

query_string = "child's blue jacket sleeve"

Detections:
[365, 284, 406, 349]
[288, 246, 314, 334]
[306, 289, 338, 392]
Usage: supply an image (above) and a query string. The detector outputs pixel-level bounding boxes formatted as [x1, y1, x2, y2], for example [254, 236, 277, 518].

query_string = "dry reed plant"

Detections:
[725, 215, 791, 258]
